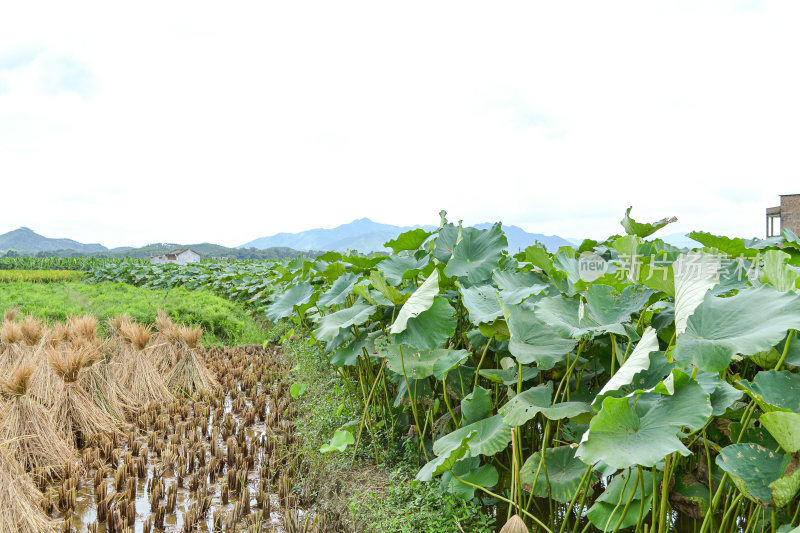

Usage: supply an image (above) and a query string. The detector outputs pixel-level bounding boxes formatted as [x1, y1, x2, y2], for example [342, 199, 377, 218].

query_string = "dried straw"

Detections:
[0, 363, 76, 480]
[2, 306, 20, 323]
[49, 346, 121, 445]
[67, 315, 99, 343]
[0, 440, 57, 533]
[19, 315, 44, 347]
[114, 322, 172, 405]
[166, 325, 219, 395]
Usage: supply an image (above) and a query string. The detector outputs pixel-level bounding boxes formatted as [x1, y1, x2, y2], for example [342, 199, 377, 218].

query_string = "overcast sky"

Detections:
[1, 1, 798, 248]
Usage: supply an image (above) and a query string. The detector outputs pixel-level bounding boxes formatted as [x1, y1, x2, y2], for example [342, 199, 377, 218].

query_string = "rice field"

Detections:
[0, 309, 324, 532]
[0, 269, 85, 283]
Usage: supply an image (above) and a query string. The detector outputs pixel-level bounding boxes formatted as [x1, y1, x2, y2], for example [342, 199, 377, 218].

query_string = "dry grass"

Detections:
[68, 315, 99, 342]
[0, 363, 76, 480]
[178, 324, 203, 348]
[0, 320, 23, 345]
[50, 350, 122, 445]
[0, 440, 57, 533]
[19, 315, 44, 346]
[2, 306, 20, 323]
[114, 322, 172, 405]
[121, 321, 151, 351]
[81, 359, 138, 423]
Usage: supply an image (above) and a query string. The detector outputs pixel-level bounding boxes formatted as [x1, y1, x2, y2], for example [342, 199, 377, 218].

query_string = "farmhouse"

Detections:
[765, 194, 800, 237]
[150, 248, 201, 265]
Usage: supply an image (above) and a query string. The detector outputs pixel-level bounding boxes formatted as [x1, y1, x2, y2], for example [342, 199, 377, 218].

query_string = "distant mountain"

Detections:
[0, 227, 309, 260]
[93, 242, 311, 260]
[657, 232, 703, 249]
[473, 223, 574, 253]
[241, 218, 435, 253]
[242, 218, 573, 253]
[0, 227, 107, 254]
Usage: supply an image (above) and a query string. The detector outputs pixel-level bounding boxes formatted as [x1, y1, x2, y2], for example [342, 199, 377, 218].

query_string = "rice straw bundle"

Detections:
[0, 363, 76, 480]
[2, 306, 20, 323]
[104, 314, 132, 357]
[67, 315, 99, 343]
[0, 440, 57, 533]
[45, 323, 71, 348]
[114, 322, 172, 405]
[165, 325, 220, 395]
[48, 345, 121, 445]
[18, 315, 44, 347]
[152, 309, 181, 372]
[0, 321, 25, 373]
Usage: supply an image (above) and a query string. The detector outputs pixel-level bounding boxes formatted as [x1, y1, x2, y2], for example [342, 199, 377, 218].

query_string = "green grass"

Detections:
[282, 327, 495, 532]
[0, 281, 269, 346]
[0, 270, 85, 283]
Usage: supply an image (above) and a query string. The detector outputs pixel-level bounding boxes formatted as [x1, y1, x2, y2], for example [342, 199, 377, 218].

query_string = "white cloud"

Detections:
[0, 1, 798, 248]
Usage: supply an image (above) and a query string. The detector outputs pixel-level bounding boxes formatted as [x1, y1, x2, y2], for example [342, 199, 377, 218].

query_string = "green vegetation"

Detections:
[283, 323, 494, 531]
[88, 211, 800, 532]
[0, 256, 138, 270]
[0, 281, 268, 346]
[0, 270, 85, 283]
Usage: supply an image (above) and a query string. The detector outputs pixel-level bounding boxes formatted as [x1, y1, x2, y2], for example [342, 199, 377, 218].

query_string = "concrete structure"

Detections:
[150, 248, 201, 265]
[766, 194, 800, 237]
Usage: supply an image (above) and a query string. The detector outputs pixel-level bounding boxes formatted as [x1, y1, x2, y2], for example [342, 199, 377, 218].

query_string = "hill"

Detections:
[0, 227, 107, 254]
[242, 218, 573, 253]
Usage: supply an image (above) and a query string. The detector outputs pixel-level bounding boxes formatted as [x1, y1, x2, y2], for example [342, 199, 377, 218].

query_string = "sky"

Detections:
[1, 1, 799, 249]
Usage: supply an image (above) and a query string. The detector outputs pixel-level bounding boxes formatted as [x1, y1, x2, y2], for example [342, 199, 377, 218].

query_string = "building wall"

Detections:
[780, 195, 800, 235]
[175, 251, 201, 265]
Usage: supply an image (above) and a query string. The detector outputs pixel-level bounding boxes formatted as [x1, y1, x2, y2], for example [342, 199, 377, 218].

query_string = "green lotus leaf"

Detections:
[694, 372, 742, 416]
[320, 429, 356, 454]
[378, 254, 429, 285]
[751, 348, 782, 369]
[716, 443, 800, 506]
[384, 228, 432, 254]
[446, 463, 499, 500]
[433, 414, 513, 459]
[521, 244, 554, 274]
[416, 430, 476, 481]
[432, 349, 470, 380]
[369, 271, 408, 306]
[330, 330, 378, 367]
[673, 285, 800, 372]
[740, 370, 800, 413]
[594, 327, 659, 405]
[444, 224, 508, 285]
[762, 250, 800, 292]
[478, 319, 510, 341]
[621, 206, 675, 238]
[478, 366, 539, 385]
[379, 344, 468, 381]
[265, 282, 315, 322]
[394, 296, 456, 350]
[688, 231, 771, 258]
[534, 285, 651, 340]
[500, 382, 591, 427]
[760, 412, 800, 452]
[507, 306, 577, 370]
[577, 370, 712, 469]
[317, 272, 358, 308]
[389, 269, 439, 335]
[340, 254, 385, 270]
[433, 222, 459, 263]
[493, 270, 548, 305]
[460, 284, 503, 324]
[462, 386, 493, 424]
[673, 252, 720, 335]
[588, 468, 656, 530]
[521, 445, 589, 502]
[313, 303, 377, 343]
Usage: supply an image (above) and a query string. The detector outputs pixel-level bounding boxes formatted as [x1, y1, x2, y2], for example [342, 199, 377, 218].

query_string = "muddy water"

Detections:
[50, 345, 310, 533]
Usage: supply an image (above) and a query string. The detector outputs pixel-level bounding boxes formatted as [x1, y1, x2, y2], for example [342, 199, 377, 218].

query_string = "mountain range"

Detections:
[0, 221, 707, 258]
[241, 218, 575, 253]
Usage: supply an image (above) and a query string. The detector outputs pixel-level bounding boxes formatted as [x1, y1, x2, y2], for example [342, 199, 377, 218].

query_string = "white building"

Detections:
[150, 248, 201, 265]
